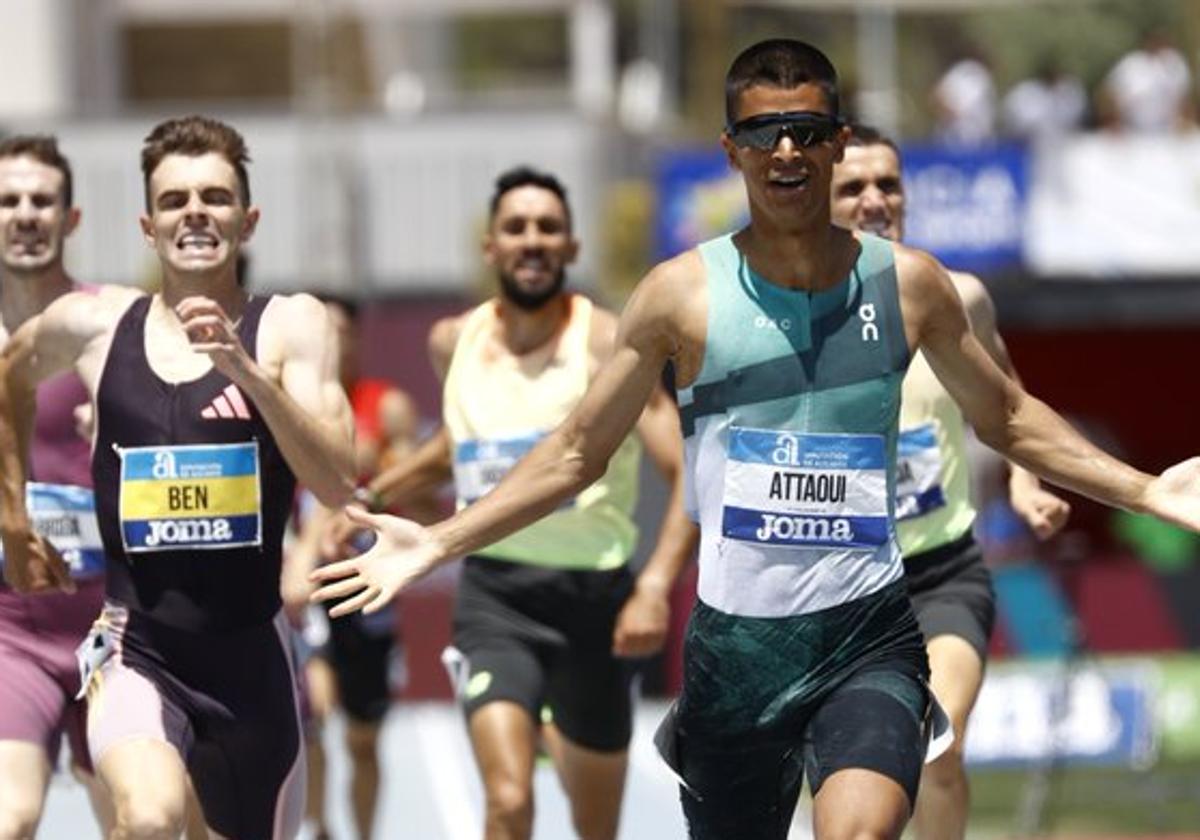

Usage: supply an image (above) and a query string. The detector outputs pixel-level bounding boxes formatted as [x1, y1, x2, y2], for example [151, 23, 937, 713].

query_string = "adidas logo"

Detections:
[200, 384, 251, 420]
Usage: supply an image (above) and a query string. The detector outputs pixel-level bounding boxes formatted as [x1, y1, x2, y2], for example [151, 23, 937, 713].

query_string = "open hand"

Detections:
[309, 507, 444, 617]
[1143, 457, 1200, 533]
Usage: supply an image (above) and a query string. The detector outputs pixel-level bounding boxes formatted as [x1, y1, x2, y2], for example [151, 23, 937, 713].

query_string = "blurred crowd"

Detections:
[931, 27, 1194, 145]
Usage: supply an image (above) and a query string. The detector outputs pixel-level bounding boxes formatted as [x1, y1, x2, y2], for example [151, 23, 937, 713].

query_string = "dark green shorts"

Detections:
[655, 580, 931, 840]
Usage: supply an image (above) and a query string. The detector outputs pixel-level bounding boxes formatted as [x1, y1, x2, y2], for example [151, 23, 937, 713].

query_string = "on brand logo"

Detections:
[859, 303, 879, 342]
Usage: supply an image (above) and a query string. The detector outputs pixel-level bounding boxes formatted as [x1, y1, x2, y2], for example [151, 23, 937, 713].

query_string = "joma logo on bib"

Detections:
[755, 513, 854, 543]
[144, 518, 234, 547]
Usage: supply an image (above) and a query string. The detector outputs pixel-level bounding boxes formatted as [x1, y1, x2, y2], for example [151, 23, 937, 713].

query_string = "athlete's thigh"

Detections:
[544, 640, 633, 753]
[0, 642, 70, 763]
[0, 741, 52, 828]
[803, 657, 929, 810]
[925, 633, 984, 737]
[97, 737, 189, 820]
[674, 735, 803, 840]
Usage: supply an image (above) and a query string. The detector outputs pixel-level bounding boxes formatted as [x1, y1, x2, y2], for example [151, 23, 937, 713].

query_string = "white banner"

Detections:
[1025, 135, 1200, 277]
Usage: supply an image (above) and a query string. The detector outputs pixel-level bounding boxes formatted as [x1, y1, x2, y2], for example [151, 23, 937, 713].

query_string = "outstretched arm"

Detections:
[903, 248, 1199, 530]
[312, 266, 683, 616]
[954, 272, 1070, 539]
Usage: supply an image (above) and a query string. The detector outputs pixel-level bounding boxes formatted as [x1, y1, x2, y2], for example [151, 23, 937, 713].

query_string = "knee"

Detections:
[485, 778, 533, 830]
[345, 724, 380, 768]
[923, 740, 968, 792]
[572, 812, 619, 840]
[113, 792, 185, 839]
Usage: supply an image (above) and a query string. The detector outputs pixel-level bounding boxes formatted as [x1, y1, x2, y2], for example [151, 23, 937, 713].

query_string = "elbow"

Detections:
[568, 449, 608, 495]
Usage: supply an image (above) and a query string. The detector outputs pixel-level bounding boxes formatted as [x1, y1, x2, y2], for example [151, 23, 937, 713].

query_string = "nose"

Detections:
[14, 196, 38, 224]
[859, 185, 888, 212]
[518, 223, 544, 249]
[771, 130, 805, 162]
[183, 191, 209, 222]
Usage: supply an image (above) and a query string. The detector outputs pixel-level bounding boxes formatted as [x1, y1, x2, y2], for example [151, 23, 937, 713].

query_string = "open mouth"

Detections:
[766, 171, 810, 193]
[176, 232, 219, 252]
[859, 218, 894, 238]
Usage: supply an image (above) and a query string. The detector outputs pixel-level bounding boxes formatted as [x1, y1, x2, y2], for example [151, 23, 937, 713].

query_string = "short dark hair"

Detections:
[0, 135, 73, 208]
[845, 123, 900, 155]
[488, 166, 572, 232]
[141, 115, 251, 210]
[725, 39, 840, 125]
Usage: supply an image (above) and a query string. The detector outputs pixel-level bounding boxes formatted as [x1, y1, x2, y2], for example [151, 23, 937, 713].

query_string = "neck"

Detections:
[160, 266, 247, 318]
[494, 293, 570, 355]
[735, 210, 851, 291]
[0, 263, 74, 332]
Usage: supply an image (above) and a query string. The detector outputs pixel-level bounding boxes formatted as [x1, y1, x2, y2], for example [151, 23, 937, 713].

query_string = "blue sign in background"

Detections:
[654, 142, 1030, 273]
[655, 150, 744, 260]
[898, 142, 1029, 273]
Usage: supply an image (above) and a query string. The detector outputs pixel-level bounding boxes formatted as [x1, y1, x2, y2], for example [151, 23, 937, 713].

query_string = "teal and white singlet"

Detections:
[678, 231, 910, 618]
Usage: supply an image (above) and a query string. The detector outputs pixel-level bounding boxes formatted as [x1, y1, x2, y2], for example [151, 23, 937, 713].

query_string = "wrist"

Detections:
[635, 570, 673, 598]
[353, 485, 384, 513]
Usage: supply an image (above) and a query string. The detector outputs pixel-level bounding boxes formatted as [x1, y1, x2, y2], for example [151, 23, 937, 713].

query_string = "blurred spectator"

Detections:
[931, 49, 997, 145]
[1002, 59, 1086, 141]
[1099, 29, 1194, 133]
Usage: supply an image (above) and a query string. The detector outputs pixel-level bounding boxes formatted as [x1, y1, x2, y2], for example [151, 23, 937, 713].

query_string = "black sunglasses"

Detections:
[726, 111, 843, 150]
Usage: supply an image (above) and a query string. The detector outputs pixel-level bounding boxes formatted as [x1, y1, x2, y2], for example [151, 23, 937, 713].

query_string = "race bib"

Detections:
[721, 428, 889, 548]
[118, 442, 262, 553]
[895, 424, 947, 522]
[0, 483, 104, 580]
[453, 433, 544, 505]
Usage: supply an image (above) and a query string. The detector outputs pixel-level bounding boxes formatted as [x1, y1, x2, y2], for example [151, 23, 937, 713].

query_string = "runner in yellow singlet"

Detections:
[324, 166, 695, 840]
[830, 123, 1071, 840]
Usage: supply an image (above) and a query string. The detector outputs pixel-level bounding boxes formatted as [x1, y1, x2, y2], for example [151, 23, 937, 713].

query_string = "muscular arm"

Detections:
[192, 293, 355, 507]
[901, 249, 1168, 521]
[954, 272, 1070, 538]
[0, 290, 127, 590]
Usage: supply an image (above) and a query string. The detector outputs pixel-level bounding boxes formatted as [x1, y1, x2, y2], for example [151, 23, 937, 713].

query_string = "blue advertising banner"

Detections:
[655, 142, 1029, 274]
[655, 150, 744, 260]
[901, 143, 1029, 273]
[965, 661, 1158, 769]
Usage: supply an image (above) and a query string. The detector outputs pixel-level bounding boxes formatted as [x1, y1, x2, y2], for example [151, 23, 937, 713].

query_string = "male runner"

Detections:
[0, 115, 355, 840]
[830, 124, 1071, 840]
[313, 40, 1200, 840]
[328, 165, 695, 840]
[0, 135, 113, 839]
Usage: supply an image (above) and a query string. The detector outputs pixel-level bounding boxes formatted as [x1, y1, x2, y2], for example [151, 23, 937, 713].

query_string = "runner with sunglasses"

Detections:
[312, 39, 1200, 840]
[831, 123, 1071, 840]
